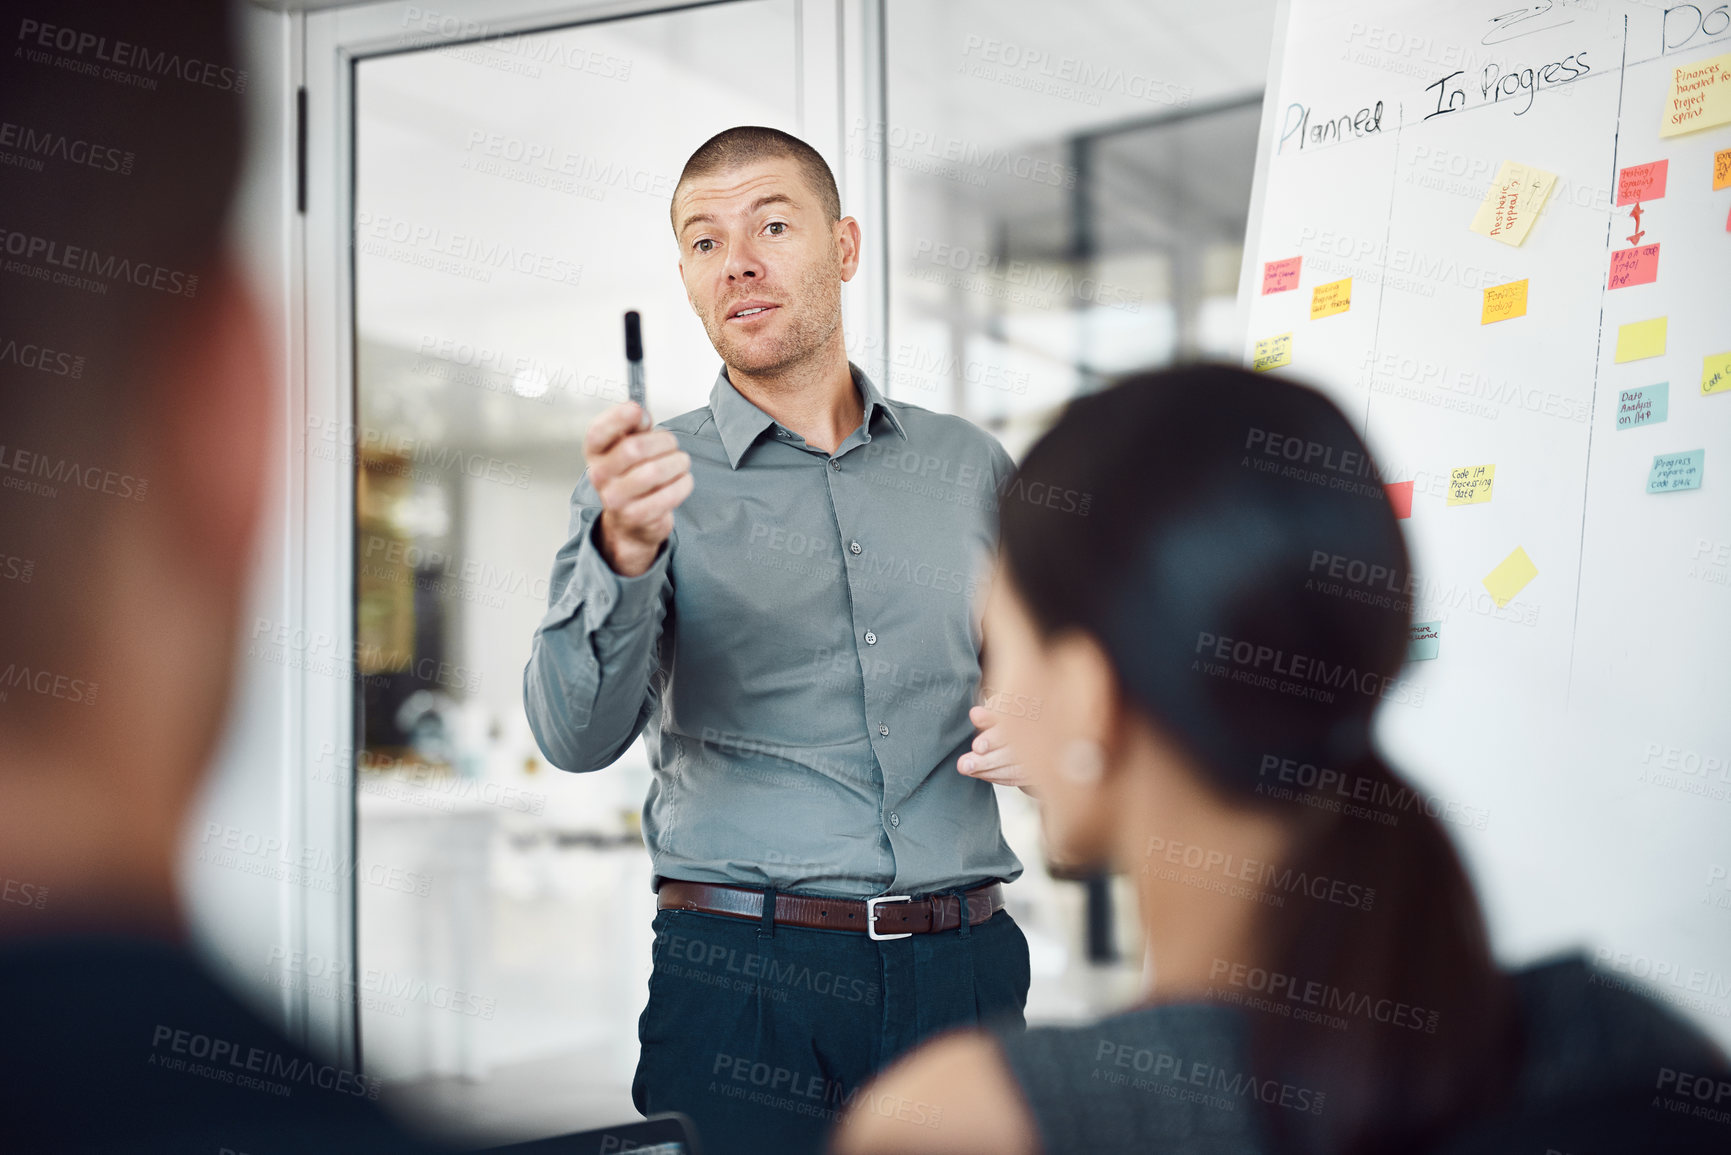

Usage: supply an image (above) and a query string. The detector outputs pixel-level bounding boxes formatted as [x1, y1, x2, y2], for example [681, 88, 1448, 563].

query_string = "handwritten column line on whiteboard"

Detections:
[1361, 104, 1404, 438]
[1566, 14, 1629, 710]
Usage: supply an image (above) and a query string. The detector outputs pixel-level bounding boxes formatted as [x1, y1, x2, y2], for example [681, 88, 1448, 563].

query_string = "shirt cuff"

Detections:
[574, 516, 670, 629]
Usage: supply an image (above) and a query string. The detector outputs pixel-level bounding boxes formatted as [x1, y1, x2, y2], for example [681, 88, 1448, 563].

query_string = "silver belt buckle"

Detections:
[866, 894, 912, 940]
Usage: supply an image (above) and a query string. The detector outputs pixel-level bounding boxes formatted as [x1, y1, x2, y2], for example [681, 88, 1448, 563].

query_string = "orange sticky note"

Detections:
[1716, 148, 1731, 190]
[1608, 244, 1660, 289]
[1482, 279, 1528, 324]
[1262, 257, 1302, 294]
[1310, 278, 1352, 319]
[1385, 481, 1414, 519]
[1616, 160, 1668, 204]
[1615, 317, 1667, 363]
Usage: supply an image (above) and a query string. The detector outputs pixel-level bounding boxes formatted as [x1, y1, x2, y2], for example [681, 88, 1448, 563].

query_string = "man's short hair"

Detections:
[671, 126, 841, 233]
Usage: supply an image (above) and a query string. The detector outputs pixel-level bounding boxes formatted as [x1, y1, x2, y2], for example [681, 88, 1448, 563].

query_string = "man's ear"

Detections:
[144, 258, 273, 585]
[836, 216, 862, 283]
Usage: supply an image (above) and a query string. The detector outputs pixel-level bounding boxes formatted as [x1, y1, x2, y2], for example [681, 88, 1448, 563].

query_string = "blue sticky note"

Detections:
[1615, 383, 1668, 431]
[1408, 621, 1441, 662]
[1647, 449, 1704, 493]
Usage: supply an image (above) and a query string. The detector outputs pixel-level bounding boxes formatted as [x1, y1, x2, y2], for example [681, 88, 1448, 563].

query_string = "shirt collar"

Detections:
[709, 360, 907, 470]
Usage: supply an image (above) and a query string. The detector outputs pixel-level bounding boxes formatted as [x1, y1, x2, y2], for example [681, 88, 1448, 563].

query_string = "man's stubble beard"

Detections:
[705, 256, 845, 378]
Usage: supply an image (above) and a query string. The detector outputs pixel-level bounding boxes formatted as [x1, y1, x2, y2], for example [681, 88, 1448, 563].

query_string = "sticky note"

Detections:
[1470, 161, 1558, 246]
[1448, 464, 1496, 506]
[1648, 449, 1704, 493]
[1615, 317, 1667, 363]
[1253, 332, 1292, 372]
[1262, 257, 1302, 294]
[1704, 352, 1731, 396]
[1660, 52, 1731, 138]
[1615, 383, 1668, 430]
[1385, 480, 1414, 520]
[1616, 160, 1669, 204]
[1407, 622, 1441, 662]
[1481, 279, 1529, 323]
[1716, 148, 1731, 191]
[1482, 547, 1538, 608]
[1310, 278, 1352, 319]
[1608, 244, 1660, 289]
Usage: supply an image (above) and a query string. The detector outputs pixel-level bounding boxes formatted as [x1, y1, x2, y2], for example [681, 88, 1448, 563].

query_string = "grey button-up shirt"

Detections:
[523, 362, 1023, 897]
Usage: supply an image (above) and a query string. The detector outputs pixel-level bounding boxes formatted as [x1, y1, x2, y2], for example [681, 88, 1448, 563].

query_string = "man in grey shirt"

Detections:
[523, 126, 1030, 1155]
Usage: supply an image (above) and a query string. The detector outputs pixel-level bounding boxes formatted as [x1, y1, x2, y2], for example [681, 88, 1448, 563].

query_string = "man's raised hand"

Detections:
[587, 401, 693, 577]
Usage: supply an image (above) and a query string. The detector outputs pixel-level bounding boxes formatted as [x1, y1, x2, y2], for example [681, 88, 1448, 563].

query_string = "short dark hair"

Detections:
[671, 126, 841, 233]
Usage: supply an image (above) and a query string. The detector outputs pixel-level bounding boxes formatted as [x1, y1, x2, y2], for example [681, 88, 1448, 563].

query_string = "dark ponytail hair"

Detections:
[998, 365, 1520, 1153]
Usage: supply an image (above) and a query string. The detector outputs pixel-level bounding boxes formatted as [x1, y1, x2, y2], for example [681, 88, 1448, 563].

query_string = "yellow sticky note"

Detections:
[1705, 351, 1731, 396]
[1448, 465, 1496, 506]
[1481, 279, 1529, 324]
[1310, 278, 1352, 320]
[1660, 52, 1731, 138]
[1615, 317, 1667, 363]
[1482, 547, 1538, 608]
[1253, 332, 1292, 372]
[1470, 160, 1558, 246]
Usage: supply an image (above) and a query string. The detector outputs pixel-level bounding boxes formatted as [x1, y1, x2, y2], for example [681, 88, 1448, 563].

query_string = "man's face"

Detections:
[674, 156, 858, 375]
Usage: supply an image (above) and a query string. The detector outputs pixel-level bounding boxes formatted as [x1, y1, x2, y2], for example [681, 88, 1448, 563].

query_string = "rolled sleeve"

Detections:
[523, 474, 672, 773]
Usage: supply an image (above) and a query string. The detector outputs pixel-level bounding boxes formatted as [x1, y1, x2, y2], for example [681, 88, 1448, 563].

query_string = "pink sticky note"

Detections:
[1262, 256, 1302, 294]
[1608, 243, 1660, 289]
[1385, 481, 1414, 520]
[1726, 201, 1731, 232]
[1616, 160, 1668, 205]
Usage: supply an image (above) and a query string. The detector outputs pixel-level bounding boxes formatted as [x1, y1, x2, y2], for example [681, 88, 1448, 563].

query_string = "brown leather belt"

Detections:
[657, 878, 1005, 940]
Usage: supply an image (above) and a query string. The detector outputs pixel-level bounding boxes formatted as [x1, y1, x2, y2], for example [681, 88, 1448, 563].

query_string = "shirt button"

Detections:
[889, 811, 900, 828]
[829, 459, 841, 471]
[878, 722, 890, 737]
[849, 541, 862, 555]
[864, 630, 877, 645]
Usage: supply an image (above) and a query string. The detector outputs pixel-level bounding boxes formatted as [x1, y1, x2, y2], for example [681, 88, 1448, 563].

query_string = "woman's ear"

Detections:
[1046, 628, 1122, 765]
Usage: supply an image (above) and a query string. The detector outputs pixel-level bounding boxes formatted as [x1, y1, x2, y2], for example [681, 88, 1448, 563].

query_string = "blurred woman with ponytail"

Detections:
[832, 365, 1726, 1155]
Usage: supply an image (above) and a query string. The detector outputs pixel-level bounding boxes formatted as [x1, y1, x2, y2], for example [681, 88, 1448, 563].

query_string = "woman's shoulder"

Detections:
[986, 999, 1271, 1155]
[1509, 953, 1729, 1102]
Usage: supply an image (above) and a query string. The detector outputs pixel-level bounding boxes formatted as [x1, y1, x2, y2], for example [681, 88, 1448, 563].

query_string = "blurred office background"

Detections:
[343, 0, 1272, 1143]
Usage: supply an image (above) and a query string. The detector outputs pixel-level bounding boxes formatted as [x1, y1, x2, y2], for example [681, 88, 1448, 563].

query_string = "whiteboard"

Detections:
[1239, 0, 1731, 1047]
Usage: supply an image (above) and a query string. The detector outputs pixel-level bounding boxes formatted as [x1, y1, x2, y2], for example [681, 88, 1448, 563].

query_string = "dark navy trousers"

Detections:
[630, 895, 1030, 1155]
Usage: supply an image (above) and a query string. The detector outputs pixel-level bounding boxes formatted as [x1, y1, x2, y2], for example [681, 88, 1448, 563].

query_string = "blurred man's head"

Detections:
[0, 0, 269, 934]
[671, 127, 857, 378]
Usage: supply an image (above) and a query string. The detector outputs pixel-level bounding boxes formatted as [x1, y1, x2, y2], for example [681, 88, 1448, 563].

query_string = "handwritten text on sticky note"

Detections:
[1483, 547, 1538, 607]
[1310, 278, 1352, 319]
[1716, 148, 1731, 191]
[1407, 622, 1441, 662]
[1608, 244, 1660, 289]
[1704, 352, 1731, 396]
[1253, 333, 1293, 372]
[1448, 464, 1496, 506]
[1616, 159, 1669, 204]
[1470, 161, 1558, 246]
[1262, 257, 1302, 294]
[1615, 317, 1667, 363]
[1660, 52, 1731, 138]
[1648, 449, 1704, 493]
[1482, 279, 1528, 323]
[1615, 383, 1668, 431]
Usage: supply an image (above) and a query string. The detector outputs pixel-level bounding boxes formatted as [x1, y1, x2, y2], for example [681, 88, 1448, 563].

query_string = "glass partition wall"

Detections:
[349, 0, 1273, 1144]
